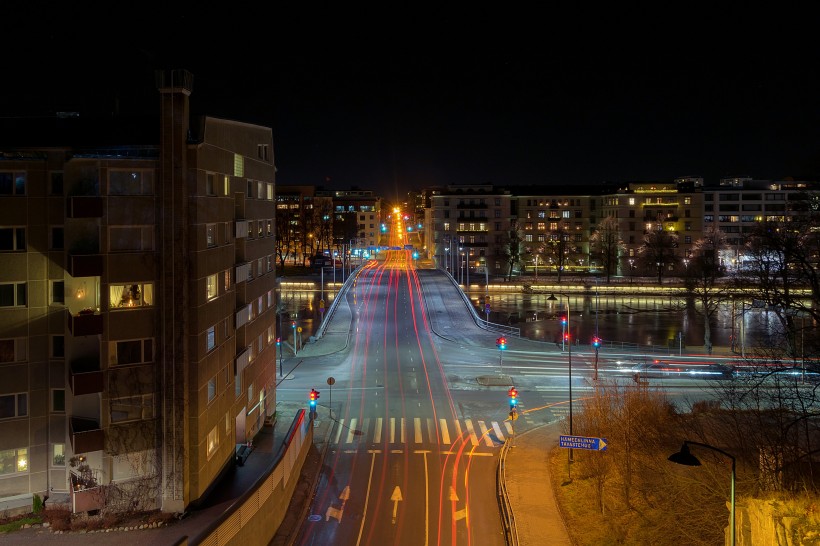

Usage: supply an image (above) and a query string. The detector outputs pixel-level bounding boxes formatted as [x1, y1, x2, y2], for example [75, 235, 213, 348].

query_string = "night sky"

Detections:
[5, 5, 819, 201]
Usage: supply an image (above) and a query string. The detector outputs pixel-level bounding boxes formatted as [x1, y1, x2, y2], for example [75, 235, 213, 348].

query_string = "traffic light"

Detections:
[564, 333, 570, 342]
[309, 389, 320, 410]
[496, 337, 507, 350]
[276, 337, 281, 347]
[292, 321, 296, 328]
[592, 336, 601, 348]
[508, 387, 518, 408]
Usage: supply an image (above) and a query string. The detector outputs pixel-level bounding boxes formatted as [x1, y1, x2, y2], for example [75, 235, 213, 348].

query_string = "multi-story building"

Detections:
[0, 69, 278, 514]
[316, 189, 382, 258]
[701, 177, 814, 270]
[599, 181, 703, 275]
[275, 185, 333, 265]
[427, 185, 513, 276]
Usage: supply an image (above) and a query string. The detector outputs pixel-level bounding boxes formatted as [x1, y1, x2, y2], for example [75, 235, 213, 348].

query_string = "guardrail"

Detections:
[497, 438, 518, 545]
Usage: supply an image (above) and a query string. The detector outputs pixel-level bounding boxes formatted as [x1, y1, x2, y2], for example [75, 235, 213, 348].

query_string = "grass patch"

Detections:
[0, 516, 42, 533]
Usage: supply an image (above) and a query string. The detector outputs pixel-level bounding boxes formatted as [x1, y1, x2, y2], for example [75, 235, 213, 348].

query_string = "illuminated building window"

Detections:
[207, 426, 218, 459]
[0, 447, 28, 474]
[206, 274, 218, 300]
[109, 283, 153, 309]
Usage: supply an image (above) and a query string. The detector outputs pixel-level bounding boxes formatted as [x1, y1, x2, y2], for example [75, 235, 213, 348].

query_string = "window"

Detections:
[51, 335, 64, 358]
[206, 326, 216, 352]
[110, 339, 153, 365]
[208, 377, 216, 403]
[224, 270, 231, 291]
[0, 447, 28, 474]
[109, 170, 153, 195]
[247, 179, 254, 198]
[52, 444, 65, 467]
[52, 389, 65, 412]
[257, 181, 264, 200]
[267, 183, 274, 200]
[0, 172, 26, 195]
[266, 220, 272, 236]
[206, 274, 218, 300]
[50, 172, 64, 195]
[50, 227, 64, 250]
[109, 283, 153, 309]
[628, 198, 635, 205]
[207, 426, 218, 459]
[206, 224, 216, 247]
[0, 283, 27, 307]
[0, 228, 25, 251]
[225, 413, 231, 435]
[110, 394, 153, 423]
[51, 281, 65, 304]
[0, 393, 28, 419]
[0, 338, 26, 362]
[206, 173, 216, 196]
[684, 197, 692, 205]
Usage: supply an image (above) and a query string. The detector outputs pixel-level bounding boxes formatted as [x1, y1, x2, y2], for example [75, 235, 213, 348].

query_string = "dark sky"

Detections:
[5, 4, 819, 201]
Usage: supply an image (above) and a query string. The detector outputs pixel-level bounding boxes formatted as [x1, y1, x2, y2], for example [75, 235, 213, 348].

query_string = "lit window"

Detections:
[109, 283, 153, 309]
[207, 426, 218, 459]
[206, 224, 216, 247]
[52, 444, 65, 467]
[206, 326, 216, 352]
[0, 447, 28, 474]
[206, 274, 218, 300]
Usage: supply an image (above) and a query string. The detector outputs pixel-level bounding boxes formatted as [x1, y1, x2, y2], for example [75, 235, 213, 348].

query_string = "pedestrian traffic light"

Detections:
[559, 313, 567, 326]
[508, 387, 518, 408]
[309, 389, 320, 409]
[292, 321, 296, 328]
[592, 336, 601, 348]
[276, 337, 281, 347]
[496, 337, 507, 350]
[564, 333, 570, 342]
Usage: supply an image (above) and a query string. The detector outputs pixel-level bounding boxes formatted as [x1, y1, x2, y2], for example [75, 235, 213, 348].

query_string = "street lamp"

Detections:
[628, 258, 635, 285]
[668, 441, 736, 546]
[548, 293, 574, 476]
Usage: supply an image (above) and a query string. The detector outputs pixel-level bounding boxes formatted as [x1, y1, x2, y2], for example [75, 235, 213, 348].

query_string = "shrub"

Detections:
[43, 507, 71, 531]
[32, 494, 44, 513]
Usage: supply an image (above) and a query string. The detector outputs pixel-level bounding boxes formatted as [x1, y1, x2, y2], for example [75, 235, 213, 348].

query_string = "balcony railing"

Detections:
[66, 254, 103, 277]
[67, 310, 103, 336]
[69, 358, 104, 395]
[67, 196, 103, 218]
[70, 417, 104, 454]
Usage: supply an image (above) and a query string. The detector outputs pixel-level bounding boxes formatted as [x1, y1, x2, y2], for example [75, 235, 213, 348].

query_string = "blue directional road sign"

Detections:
[559, 435, 608, 451]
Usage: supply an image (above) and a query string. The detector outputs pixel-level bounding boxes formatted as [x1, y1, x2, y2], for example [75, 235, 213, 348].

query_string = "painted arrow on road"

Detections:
[391, 486, 403, 523]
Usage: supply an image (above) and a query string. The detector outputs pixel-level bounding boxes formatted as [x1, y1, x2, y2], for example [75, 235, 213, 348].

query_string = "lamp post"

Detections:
[668, 441, 736, 546]
[628, 258, 635, 285]
[548, 293, 573, 476]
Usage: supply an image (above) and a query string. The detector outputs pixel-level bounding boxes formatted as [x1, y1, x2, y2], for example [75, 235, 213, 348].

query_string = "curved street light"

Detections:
[668, 440, 736, 546]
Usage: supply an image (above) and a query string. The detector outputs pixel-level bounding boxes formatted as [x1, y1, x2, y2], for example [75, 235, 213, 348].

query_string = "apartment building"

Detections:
[0, 70, 278, 514]
[600, 181, 704, 275]
[701, 177, 814, 270]
[316, 189, 382, 257]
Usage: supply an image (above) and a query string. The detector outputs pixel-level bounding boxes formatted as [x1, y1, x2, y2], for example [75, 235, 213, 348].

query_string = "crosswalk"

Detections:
[329, 417, 517, 448]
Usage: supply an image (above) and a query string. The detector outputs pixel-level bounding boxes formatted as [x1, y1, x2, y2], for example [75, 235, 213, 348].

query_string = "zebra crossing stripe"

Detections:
[453, 420, 463, 443]
[390, 418, 396, 443]
[346, 418, 358, 444]
[492, 422, 505, 443]
[439, 418, 450, 445]
[334, 419, 345, 444]
[504, 421, 514, 435]
[374, 418, 383, 443]
[478, 421, 493, 446]
[427, 418, 436, 444]
[401, 418, 406, 443]
[464, 420, 479, 446]
[414, 418, 422, 443]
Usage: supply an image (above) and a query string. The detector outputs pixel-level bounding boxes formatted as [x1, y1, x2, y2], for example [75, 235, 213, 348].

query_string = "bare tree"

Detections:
[275, 207, 296, 269]
[637, 229, 680, 284]
[503, 226, 525, 281]
[590, 216, 625, 283]
[545, 221, 572, 282]
[686, 225, 729, 354]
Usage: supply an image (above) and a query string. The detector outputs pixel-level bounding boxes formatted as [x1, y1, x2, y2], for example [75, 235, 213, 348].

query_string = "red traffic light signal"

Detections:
[309, 389, 320, 408]
[508, 387, 518, 407]
[496, 337, 507, 350]
[276, 337, 281, 346]
[292, 321, 296, 328]
[559, 313, 568, 326]
[592, 337, 601, 348]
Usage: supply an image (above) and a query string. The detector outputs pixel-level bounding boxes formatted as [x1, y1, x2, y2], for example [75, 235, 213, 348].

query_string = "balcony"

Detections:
[70, 417, 104, 454]
[66, 254, 103, 277]
[67, 310, 103, 336]
[69, 358, 104, 395]
[67, 196, 103, 218]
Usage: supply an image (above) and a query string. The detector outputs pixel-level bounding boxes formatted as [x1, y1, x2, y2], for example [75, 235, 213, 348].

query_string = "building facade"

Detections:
[0, 69, 279, 513]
